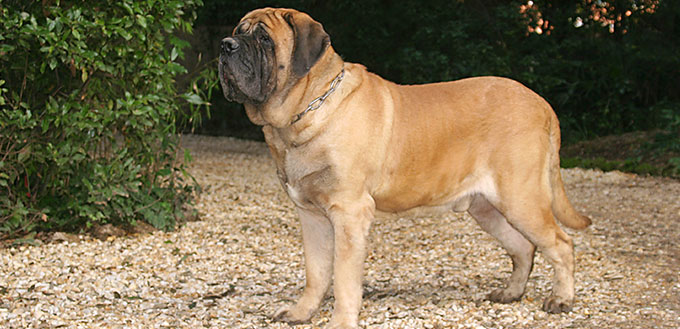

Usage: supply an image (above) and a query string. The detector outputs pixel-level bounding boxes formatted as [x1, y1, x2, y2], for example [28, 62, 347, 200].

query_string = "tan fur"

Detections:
[233, 8, 591, 329]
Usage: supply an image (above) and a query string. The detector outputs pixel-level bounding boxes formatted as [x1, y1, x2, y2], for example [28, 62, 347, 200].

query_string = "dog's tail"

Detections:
[548, 114, 592, 230]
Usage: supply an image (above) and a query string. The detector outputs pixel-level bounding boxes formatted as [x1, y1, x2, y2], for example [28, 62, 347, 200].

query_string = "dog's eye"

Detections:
[235, 24, 245, 35]
[258, 33, 271, 44]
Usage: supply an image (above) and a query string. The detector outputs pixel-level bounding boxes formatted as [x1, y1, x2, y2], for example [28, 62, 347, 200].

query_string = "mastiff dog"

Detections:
[218, 8, 591, 329]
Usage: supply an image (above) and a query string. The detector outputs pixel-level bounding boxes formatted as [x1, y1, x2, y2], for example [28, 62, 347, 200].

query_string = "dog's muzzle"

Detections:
[218, 37, 243, 102]
[221, 37, 240, 55]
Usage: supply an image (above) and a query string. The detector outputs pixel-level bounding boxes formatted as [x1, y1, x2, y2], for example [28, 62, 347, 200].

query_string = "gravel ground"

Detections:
[1, 134, 679, 328]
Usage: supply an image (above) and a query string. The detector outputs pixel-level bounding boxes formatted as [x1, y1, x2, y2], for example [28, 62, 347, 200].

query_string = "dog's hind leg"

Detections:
[493, 186, 576, 313]
[468, 195, 536, 303]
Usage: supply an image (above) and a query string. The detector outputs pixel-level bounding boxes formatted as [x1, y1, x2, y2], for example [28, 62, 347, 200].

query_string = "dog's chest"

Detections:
[263, 126, 333, 210]
[275, 148, 329, 209]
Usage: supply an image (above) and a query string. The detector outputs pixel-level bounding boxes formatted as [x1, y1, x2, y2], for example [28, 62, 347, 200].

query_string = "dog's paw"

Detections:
[487, 288, 523, 304]
[272, 305, 313, 325]
[542, 295, 573, 313]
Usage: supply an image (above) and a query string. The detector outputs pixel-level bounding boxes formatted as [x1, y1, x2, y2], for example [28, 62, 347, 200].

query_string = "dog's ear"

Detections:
[285, 12, 330, 78]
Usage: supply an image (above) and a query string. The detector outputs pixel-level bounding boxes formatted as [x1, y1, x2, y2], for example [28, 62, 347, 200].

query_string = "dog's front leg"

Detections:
[326, 196, 374, 329]
[274, 208, 334, 324]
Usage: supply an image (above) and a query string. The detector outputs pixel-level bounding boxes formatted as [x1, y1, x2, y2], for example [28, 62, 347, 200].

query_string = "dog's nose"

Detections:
[221, 37, 239, 54]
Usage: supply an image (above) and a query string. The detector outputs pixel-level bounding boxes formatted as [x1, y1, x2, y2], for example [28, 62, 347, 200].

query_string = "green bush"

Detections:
[0, 0, 208, 237]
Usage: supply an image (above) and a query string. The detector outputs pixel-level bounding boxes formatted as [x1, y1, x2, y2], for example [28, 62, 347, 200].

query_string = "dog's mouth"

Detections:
[218, 58, 249, 104]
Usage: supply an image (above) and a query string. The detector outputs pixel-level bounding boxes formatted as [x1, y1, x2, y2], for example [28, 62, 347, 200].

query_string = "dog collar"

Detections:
[291, 67, 345, 124]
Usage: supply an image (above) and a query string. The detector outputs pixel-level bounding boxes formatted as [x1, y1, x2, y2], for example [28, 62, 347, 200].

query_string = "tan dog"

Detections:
[218, 8, 591, 329]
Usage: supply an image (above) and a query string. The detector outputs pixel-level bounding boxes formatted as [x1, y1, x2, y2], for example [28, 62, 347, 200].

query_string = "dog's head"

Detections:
[218, 8, 330, 106]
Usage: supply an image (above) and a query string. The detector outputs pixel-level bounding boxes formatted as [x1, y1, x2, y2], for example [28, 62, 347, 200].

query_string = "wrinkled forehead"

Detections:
[236, 8, 294, 34]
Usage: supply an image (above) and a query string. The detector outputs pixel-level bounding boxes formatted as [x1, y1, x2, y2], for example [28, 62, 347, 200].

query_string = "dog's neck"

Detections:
[256, 52, 347, 146]
[290, 66, 345, 125]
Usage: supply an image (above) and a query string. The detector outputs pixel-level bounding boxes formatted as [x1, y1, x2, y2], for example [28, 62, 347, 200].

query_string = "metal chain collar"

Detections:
[291, 67, 345, 124]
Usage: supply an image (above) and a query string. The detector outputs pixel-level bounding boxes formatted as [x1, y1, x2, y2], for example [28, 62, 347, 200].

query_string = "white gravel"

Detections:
[1, 134, 678, 328]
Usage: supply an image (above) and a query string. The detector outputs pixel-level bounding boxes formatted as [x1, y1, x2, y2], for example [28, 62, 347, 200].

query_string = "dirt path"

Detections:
[0, 135, 678, 328]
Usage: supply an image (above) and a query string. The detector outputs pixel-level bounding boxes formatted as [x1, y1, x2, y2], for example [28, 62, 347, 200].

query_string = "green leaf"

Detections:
[41, 119, 50, 133]
[119, 29, 132, 41]
[170, 47, 178, 61]
[47, 18, 56, 31]
[184, 93, 205, 105]
[137, 15, 147, 28]
[168, 35, 191, 50]
[121, 2, 134, 15]
[17, 146, 30, 163]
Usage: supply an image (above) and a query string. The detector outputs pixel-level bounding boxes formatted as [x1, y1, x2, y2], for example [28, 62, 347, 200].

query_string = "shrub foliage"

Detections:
[0, 0, 207, 236]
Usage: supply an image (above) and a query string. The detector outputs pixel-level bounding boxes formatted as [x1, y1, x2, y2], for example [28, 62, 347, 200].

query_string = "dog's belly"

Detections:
[373, 190, 469, 213]
[372, 169, 496, 213]
[372, 179, 455, 212]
